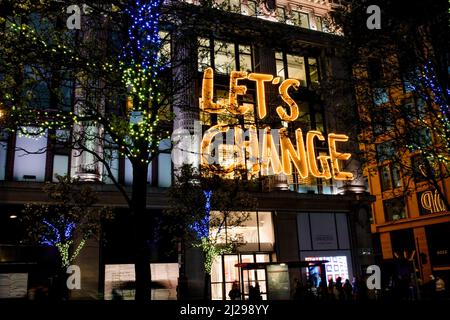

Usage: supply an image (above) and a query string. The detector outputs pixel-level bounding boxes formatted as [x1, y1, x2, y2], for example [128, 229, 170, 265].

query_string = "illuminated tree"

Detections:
[164, 164, 255, 299]
[20, 174, 112, 299]
[0, 0, 204, 300]
[327, 0, 449, 209]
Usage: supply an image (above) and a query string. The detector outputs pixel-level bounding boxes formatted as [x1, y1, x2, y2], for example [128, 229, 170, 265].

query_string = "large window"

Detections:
[13, 128, 48, 182]
[198, 38, 253, 74]
[211, 211, 274, 251]
[275, 52, 319, 87]
[384, 197, 407, 221]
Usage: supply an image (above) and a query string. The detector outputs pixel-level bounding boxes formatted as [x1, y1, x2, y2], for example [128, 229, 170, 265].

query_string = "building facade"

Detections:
[0, 0, 374, 300]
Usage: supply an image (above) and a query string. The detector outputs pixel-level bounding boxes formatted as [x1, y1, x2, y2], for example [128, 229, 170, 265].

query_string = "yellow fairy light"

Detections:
[280, 128, 308, 178]
[327, 133, 353, 180]
[261, 127, 282, 175]
[306, 131, 332, 179]
[247, 73, 273, 119]
[228, 71, 250, 115]
[200, 68, 226, 113]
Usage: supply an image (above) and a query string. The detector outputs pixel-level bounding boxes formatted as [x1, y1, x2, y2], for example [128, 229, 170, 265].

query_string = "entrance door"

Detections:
[240, 254, 269, 300]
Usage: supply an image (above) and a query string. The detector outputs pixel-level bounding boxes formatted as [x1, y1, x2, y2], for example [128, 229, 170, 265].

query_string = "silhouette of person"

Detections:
[228, 281, 241, 300]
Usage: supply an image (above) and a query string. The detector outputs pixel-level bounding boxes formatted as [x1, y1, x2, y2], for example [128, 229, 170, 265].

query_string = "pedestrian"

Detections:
[435, 276, 446, 300]
[343, 279, 353, 300]
[228, 281, 241, 300]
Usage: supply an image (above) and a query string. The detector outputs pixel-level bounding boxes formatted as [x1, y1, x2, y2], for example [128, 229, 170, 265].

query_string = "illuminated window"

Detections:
[238, 45, 252, 72]
[124, 157, 152, 186]
[275, 52, 285, 80]
[291, 11, 310, 28]
[242, 0, 257, 16]
[158, 139, 172, 187]
[215, 41, 235, 74]
[198, 38, 211, 72]
[211, 211, 274, 251]
[308, 58, 320, 86]
[373, 87, 389, 106]
[199, 39, 253, 74]
[286, 54, 306, 86]
[158, 30, 171, 65]
[276, 7, 285, 22]
[13, 128, 47, 182]
[315, 16, 323, 31]
[384, 197, 407, 221]
[211, 253, 272, 300]
[102, 149, 119, 184]
[0, 140, 7, 181]
[52, 155, 69, 182]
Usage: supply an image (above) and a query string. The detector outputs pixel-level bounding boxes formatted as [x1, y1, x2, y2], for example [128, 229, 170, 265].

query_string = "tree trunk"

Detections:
[132, 161, 152, 301]
[204, 272, 211, 300]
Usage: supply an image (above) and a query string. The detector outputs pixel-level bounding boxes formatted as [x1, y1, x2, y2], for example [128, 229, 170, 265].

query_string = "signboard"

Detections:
[0, 273, 28, 299]
[418, 190, 446, 215]
[199, 68, 354, 180]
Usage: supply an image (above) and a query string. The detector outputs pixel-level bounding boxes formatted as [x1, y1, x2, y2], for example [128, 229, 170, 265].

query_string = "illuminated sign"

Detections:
[420, 190, 446, 214]
[199, 68, 353, 180]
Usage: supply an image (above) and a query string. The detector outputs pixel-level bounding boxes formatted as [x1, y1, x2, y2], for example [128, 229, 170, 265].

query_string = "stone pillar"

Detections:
[171, 28, 200, 170]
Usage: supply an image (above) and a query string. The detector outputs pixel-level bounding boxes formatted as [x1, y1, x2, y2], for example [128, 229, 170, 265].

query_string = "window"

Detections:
[215, 41, 235, 74]
[286, 54, 306, 86]
[198, 38, 211, 72]
[158, 30, 171, 65]
[372, 109, 394, 135]
[211, 211, 274, 251]
[384, 197, 407, 221]
[242, 0, 257, 16]
[315, 16, 323, 31]
[211, 253, 271, 300]
[238, 45, 252, 72]
[409, 127, 432, 150]
[379, 164, 402, 191]
[276, 52, 315, 87]
[308, 58, 320, 86]
[0, 139, 7, 181]
[275, 52, 285, 80]
[376, 140, 395, 163]
[52, 155, 69, 181]
[276, 7, 285, 22]
[158, 139, 172, 187]
[124, 157, 152, 186]
[198, 38, 253, 74]
[13, 128, 47, 182]
[367, 58, 382, 83]
[24, 65, 51, 109]
[373, 87, 389, 106]
[291, 11, 310, 28]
